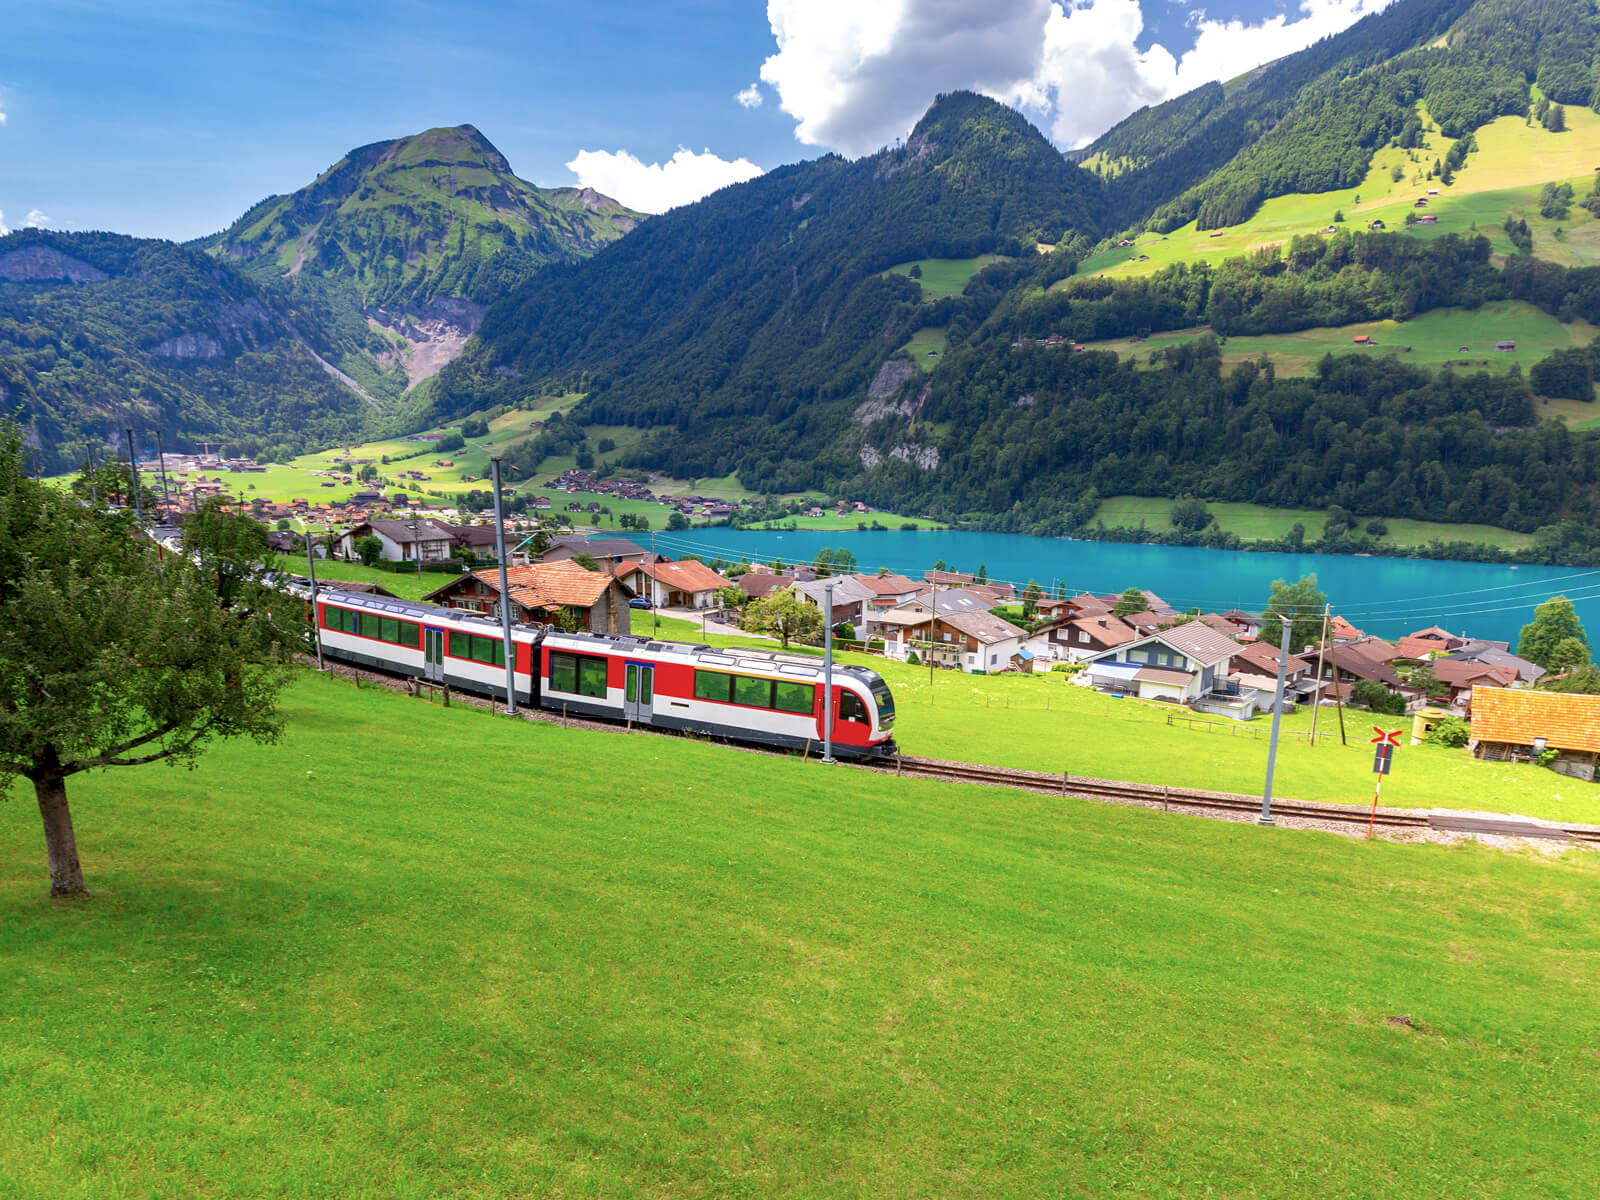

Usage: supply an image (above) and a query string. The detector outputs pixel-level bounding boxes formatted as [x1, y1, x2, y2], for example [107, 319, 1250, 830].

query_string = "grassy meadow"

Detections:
[1076, 104, 1600, 281]
[1082, 300, 1597, 382]
[632, 613, 1597, 824]
[884, 253, 1011, 300]
[4, 671, 1599, 1197]
[1091, 495, 1539, 552]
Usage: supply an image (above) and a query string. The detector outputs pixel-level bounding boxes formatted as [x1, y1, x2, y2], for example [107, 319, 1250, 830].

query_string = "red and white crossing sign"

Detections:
[1366, 728, 1402, 837]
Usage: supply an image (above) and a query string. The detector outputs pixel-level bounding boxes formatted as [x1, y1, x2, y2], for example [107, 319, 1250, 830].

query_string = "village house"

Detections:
[1469, 687, 1600, 781]
[335, 518, 454, 564]
[794, 574, 879, 627]
[540, 536, 652, 572]
[1227, 641, 1316, 701]
[1430, 659, 1519, 710]
[736, 572, 795, 602]
[1084, 620, 1253, 717]
[438, 522, 503, 559]
[422, 561, 632, 635]
[1039, 613, 1140, 662]
[1439, 640, 1545, 686]
[1394, 626, 1467, 662]
[1219, 609, 1262, 640]
[616, 559, 732, 610]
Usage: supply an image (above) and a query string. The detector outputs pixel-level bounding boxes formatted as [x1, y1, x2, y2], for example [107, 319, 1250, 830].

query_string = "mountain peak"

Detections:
[200, 123, 639, 309]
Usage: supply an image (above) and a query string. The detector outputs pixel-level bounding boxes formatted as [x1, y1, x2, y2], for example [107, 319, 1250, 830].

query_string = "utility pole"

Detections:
[928, 569, 938, 685]
[651, 529, 658, 637]
[305, 532, 325, 672]
[125, 427, 143, 524]
[86, 442, 99, 505]
[1259, 615, 1294, 825]
[491, 457, 518, 715]
[1309, 604, 1330, 743]
[822, 580, 836, 764]
[152, 429, 173, 521]
[1328, 625, 1348, 746]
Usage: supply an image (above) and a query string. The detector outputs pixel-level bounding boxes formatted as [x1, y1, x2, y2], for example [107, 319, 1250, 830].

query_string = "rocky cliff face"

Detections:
[0, 245, 109, 284]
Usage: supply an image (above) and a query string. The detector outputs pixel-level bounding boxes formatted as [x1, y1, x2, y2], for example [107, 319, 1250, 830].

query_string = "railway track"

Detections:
[314, 658, 1600, 846]
[865, 754, 1600, 844]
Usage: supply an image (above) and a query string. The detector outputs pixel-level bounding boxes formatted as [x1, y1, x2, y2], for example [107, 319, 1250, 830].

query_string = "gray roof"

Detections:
[796, 575, 876, 606]
[940, 609, 1026, 644]
[909, 588, 997, 616]
[363, 519, 453, 544]
[1441, 644, 1545, 684]
[1134, 619, 1240, 667]
[548, 536, 647, 558]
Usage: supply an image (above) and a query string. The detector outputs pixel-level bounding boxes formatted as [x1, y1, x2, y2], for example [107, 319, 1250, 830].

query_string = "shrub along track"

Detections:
[308, 658, 1600, 846]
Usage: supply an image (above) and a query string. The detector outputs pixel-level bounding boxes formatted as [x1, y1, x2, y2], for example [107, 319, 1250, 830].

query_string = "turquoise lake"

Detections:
[649, 528, 1600, 647]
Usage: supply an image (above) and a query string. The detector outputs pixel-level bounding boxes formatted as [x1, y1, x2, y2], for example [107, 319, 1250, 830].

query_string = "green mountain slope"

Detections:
[198, 124, 638, 309]
[0, 230, 376, 473]
[434, 91, 1104, 487]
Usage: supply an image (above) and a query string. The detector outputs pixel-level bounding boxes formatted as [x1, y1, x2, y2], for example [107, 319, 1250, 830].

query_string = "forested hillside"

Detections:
[432, 92, 1104, 487]
[0, 230, 376, 473]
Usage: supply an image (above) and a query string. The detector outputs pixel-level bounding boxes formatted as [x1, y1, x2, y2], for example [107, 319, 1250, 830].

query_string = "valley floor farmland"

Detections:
[4, 671, 1599, 1197]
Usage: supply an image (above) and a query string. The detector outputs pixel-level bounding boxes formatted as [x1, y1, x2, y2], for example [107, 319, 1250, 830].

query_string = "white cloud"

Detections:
[0, 110, 7, 126]
[737, 83, 763, 109]
[759, 0, 1398, 154]
[0, 210, 8, 236]
[565, 146, 765, 214]
[23, 208, 51, 229]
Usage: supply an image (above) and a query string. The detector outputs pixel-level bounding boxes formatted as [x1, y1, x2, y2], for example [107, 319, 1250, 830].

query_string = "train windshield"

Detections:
[870, 681, 895, 728]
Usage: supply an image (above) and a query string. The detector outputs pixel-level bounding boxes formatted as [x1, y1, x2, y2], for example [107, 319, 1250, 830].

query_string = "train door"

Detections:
[836, 687, 872, 746]
[624, 662, 654, 725]
[423, 628, 444, 682]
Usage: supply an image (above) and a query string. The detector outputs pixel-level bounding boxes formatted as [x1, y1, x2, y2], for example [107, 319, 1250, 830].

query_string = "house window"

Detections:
[1079, 631, 1089, 643]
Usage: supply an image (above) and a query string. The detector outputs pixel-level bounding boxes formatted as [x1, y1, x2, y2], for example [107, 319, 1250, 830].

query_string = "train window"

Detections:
[470, 635, 504, 666]
[549, 652, 577, 693]
[772, 680, 814, 714]
[871, 682, 896, 725]
[734, 675, 770, 708]
[381, 617, 401, 643]
[448, 631, 470, 659]
[839, 691, 870, 724]
[694, 670, 733, 702]
[359, 612, 383, 639]
[576, 656, 608, 697]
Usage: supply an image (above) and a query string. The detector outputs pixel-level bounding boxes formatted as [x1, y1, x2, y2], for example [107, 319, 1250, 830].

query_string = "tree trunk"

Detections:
[34, 770, 87, 898]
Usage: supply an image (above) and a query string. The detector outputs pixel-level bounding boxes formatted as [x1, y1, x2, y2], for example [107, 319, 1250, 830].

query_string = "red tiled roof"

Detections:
[424, 561, 617, 611]
[1470, 687, 1600, 753]
[1431, 659, 1517, 689]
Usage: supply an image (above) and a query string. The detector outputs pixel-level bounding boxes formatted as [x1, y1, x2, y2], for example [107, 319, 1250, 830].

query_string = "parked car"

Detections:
[628, 597, 653, 610]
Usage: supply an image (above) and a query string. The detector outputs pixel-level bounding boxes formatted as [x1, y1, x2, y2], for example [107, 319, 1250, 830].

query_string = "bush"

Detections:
[435, 432, 466, 454]
[907, 651, 921, 666]
[460, 418, 490, 439]
[1424, 717, 1470, 748]
[834, 623, 856, 641]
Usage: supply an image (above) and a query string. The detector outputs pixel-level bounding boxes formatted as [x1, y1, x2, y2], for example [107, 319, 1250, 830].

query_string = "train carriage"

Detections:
[311, 589, 896, 757]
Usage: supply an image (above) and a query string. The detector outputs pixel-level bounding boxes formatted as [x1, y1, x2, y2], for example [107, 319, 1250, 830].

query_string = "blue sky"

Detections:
[0, 0, 1394, 238]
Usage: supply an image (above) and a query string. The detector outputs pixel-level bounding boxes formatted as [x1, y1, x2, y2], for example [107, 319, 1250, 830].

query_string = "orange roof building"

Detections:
[422, 561, 632, 635]
[1470, 687, 1600, 780]
[616, 559, 732, 610]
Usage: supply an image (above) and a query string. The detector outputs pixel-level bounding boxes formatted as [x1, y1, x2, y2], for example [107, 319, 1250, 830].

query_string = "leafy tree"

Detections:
[1023, 579, 1043, 620]
[1170, 495, 1212, 531]
[1517, 595, 1589, 670]
[435, 432, 466, 454]
[572, 551, 600, 572]
[460, 418, 490, 438]
[0, 421, 294, 897]
[744, 588, 822, 649]
[1111, 587, 1147, 617]
[1263, 575, 1327, 655]
[1539, 182, 1574, 220]
[1403, 666, 1451, 701]
[1425, 716, 1471, 747]
[976, 563, 988, 583]
[667, 511, 689, 530]
[182, 499, 276, 610]
[354, 534, 383, 566]
[1542, 665, 1600, 694]
[1547, 636, 1591, 673]
[358, 463, 379, 482]
[1352, 679, 1406, 715]
[1545, 103, 1567, 133]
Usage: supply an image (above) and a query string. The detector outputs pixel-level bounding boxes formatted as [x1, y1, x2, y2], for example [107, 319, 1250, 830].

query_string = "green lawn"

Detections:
[634, 613, 1595, 823]
[271, 554, 446, 601]
[5, 672, 1599, 1197]
[894, 325, 949, 371]
[1082, 301, 1596, 379]
[1091, 495, 1538, 552]
[884, 253, 1010, 300]
[1077, 103, 1600, 280]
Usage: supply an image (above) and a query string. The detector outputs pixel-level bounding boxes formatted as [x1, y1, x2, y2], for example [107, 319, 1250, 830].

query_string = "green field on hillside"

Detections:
[5, 672, 1597, 1197]
[896, 326, 949, 370]
[1082, 301, 1596, 380]
[884, 253, 1010, 300]
[631, 613, 1591, 823]
[1092, 495, 1538, 551]
[1078, 104, 1600, 280]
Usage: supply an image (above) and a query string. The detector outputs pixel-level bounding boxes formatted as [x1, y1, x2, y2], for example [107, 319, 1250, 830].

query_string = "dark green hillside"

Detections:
[197, 124, 639, 309]
[0, 230, 375, 472]
[434, 92, 1102, 487]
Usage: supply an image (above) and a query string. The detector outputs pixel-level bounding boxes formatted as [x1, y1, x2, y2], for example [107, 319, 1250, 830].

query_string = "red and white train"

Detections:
[312, 589, 897, 757]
